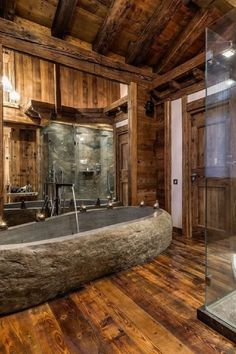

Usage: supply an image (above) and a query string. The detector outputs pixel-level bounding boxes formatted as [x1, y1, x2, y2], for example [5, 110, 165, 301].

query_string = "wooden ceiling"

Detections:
[0, 0, 235, 74]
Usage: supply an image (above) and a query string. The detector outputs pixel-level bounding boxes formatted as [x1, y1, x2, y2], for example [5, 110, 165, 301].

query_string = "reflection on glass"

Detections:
[205, 9, 236, 330]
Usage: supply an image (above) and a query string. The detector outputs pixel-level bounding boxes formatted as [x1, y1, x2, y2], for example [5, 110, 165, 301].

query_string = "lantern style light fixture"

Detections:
[2, 75, 12, 92]
[1, 75, 21, 103]
[10, 90, 21, 103]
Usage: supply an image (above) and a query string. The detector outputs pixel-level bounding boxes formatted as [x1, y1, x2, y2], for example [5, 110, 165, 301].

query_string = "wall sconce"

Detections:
[36, 211, 46, 222]
[139, 200, 145, 207]
[0, 219, 8, 231]
[10, 90, 20, 103]
[2, 75, 12, 92]
[144, 98, 154, 116]
[153, 200, 159, 209]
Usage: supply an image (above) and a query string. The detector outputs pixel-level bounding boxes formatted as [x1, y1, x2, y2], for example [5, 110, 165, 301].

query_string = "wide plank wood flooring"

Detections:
[0, 235, 236, 354]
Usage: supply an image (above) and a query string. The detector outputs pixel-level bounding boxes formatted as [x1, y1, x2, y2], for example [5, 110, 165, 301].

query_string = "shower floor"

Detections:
[207, 290, 236, 329]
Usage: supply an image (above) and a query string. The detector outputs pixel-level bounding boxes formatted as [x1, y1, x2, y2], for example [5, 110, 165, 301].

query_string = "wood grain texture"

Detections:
[93, 0, 132, 55]
[0, 45, 3, 217]
[0, 17, 153, 84]
[0, 234, 235, 353]
[126, 0, 182, 65]
[52, 0, 78, 38]
[156, 7, 220, 74]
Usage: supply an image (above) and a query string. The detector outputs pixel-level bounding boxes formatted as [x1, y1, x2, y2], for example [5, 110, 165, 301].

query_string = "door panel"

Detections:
[117, 131, 128, 206]
[189, 102, 230, 237]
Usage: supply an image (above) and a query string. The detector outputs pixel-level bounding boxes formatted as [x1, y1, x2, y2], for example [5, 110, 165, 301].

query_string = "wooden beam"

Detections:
[104, 95, 128, 115]
[0, 0, 16, 21]
[51, 0, 78, 38]
[0, 18, 153, 85]
[126, 0, 182, 65]
[169, 80, 181, 91]
[0, 45, 3, 218]
[150, 52, 205, 91]
[155, 8, 219, 74]
[93, 0, 132, 55]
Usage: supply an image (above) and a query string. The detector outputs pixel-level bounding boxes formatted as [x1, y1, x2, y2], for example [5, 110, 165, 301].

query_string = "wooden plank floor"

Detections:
[0, 235, 236, 354]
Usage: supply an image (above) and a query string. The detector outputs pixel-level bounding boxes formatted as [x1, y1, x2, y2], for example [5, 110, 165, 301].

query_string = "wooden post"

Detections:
[0, 45, 4, 219]
[128, 82, 138, 206]
[164, 100, 171, 214]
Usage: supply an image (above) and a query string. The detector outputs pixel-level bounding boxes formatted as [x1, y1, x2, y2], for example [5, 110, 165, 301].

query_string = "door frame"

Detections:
[115, 124, 129, 204]
[182, 96, 205, 238]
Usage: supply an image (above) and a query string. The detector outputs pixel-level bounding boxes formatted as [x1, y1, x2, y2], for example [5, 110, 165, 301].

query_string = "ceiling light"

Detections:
[2, 75, 12, 92]
[10, 90, 20, 102]
[222, 48, 235, 58]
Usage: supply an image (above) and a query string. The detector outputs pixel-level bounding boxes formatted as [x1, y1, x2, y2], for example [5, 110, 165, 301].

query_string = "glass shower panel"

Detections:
[205, 9, 236, 331]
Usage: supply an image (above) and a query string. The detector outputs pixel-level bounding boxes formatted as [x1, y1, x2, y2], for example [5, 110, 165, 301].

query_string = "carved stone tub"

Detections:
[0, 207, 172, 315]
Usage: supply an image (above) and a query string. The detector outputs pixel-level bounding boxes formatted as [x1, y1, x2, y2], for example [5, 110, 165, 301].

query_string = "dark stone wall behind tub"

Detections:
[41, 124, 114, 200]
[0, 209, 172, 315]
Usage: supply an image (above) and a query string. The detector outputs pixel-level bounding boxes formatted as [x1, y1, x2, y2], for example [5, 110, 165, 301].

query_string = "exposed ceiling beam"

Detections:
[93, 0, 132, 55]
[155, 7, 220, 74]
[0, 18, 153, 84]
[0, 0, 16, 21]
[51, 0, 78, 38]
[125, 0, 182, 66]
[150, 52, 205, 91]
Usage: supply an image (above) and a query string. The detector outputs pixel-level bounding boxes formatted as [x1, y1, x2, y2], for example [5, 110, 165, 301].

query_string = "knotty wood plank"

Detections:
[94, 279, 193, 354]
[52, 0, 78, 38]
[126, 0, 182, 65]
[93, 0, 132, 55]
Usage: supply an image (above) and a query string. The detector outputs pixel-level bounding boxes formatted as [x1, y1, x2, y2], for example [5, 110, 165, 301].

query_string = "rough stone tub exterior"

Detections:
[0, 209, 172, 315]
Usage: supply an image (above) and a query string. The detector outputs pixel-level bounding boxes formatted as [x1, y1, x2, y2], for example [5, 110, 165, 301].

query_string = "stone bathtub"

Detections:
[0, 207, 172, 315]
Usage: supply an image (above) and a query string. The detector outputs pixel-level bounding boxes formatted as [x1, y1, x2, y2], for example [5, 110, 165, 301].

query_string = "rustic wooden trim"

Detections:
[128, 82, 138, 206]
[0, 44, 3, 217]
[51, 0, 78, 38]
[0, 18, 153, 85]
[182, 95, 192, 238]
[151, 52, 205, 91]
[0, 0, 16, 21]
[93, 0, 131, 55]
[164, 100, 171, 214]
[156, 8, 219, 74]
[104, 95, 128, 115]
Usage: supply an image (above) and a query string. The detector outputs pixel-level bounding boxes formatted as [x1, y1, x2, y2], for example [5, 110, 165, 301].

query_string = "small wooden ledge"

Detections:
[104, 95, 128, 116]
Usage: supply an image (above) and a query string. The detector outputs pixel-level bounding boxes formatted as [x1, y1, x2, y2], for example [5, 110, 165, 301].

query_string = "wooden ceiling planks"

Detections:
[0, 0, 16, 20]
[155, 7, 221, 74]
[125, 0, 183, 65]
[1, 0, 235, 74]
[93, 0, 132, 55]
[52, 0, 79, 38]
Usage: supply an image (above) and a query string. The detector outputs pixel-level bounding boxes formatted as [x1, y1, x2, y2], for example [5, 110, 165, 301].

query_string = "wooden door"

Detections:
[185, 98, 230, 238]
[116, 130, 129, 206]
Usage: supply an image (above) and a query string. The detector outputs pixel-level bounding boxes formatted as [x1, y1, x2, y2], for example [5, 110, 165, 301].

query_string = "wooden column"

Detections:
[0, 45, 4, 218]
[164, 100, 171, 214]
[54, 63, 62, 115]
[128, 82, 138, 206]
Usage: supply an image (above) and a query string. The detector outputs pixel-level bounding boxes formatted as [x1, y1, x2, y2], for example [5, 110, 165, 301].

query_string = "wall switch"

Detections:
[173, 179, 178, 185]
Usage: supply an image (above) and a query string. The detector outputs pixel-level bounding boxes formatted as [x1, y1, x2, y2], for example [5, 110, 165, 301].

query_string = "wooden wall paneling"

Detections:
[54, 63, 61, 114]
[0, 45, 3, 217]
[3, 127, 11, 202]
[164, 100, 171, 213]
[182, 96, 192, 238]
[60, 65, 120, 109]
[128, 82, 137, 206]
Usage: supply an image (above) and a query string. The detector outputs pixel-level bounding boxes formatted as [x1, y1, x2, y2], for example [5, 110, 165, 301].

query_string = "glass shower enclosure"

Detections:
[197, 9, 236, 343]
